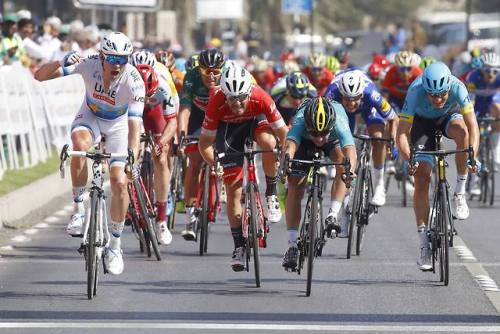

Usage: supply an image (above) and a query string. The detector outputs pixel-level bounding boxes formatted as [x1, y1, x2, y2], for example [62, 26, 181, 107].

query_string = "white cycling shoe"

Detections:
[417, 247, 432, 271]
[266, 195, 282, 223]
[370, 184, 386, 207]
[104, 247, 124, 275]
[454, 193, 469, 220]
[66, 213, 84, 237]
[155, 221, 172, 245]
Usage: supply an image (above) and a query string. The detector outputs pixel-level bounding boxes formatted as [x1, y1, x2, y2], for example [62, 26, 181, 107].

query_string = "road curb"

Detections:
[0, 172, 71, 229]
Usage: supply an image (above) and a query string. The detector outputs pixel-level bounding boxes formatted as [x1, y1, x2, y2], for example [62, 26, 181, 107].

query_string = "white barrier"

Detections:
[0, 64, 85, 180]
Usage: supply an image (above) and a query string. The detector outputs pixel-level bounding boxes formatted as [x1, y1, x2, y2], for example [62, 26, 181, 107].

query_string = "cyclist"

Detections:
[465, 52, 500, 195]
[419, 56, 436, 71]
[382, 51, 423, 112]
[185, 54, 199, 72]
[335, 48, 354, 71]
[366, 54, 391, 88]
[133, 64, 177, 245]
[34, 32, 144, 275]
[325, 56, 341, 75]
[177, 48, 225, 241]
[251, 57, 276, 92]
[396, 62, 480, 271]
[326, 69, 398, 210]
[303, 53, 335, 96]
[198, 64, 288, 271]
[270, 71, 317, 126]
[280, 97, 356, 271]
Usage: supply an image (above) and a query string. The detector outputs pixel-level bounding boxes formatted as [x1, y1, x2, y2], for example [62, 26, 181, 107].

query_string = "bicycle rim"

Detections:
[440, 184, 450, 286]
[249, 185, 261, 288]
[348, 166, 363, 259]
[298, 197, 311, 275]
[87, 194, 99, 299]
[356, 170, 370, 256]
[167, 157, 180, 230]
[488, 142, 495, 206]
[199, 166, 210, 256]
[136, 180, 161, 261]
[306, 186, 318, 297]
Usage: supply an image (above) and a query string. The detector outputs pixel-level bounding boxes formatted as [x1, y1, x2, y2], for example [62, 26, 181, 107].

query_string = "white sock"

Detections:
[72, 186, 86, 214]
[109, 235, 121, 251]
[73, 201, 85, 215]
[287, 229, 298, 246]
[373, 167, 384, 188]
[329, 200, 342, 217]
[417, 224, 428, 249]
[186, 206, 196, 224]
[454, 174, 468, 195]
[110, 220, 124, 238]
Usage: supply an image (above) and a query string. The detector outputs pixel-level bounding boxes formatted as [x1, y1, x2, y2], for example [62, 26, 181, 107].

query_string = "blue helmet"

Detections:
[471, 56, 483, 69]
[422, 62, 452, 94]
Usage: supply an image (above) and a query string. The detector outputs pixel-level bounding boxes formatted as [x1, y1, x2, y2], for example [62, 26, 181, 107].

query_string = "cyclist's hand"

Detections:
[408, 161, 419, 176]
[60, 51, 81, 67]
[467, 158, 481, 174]
[125, 164, 140, 181]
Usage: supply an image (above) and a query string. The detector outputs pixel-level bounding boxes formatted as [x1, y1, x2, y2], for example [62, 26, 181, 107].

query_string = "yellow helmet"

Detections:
[309, 53, 326, 68]
[395, 51, 414, 67]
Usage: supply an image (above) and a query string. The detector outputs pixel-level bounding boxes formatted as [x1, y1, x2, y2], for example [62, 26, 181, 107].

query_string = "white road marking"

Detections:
[0, 322, 500, 332]
[43, 216, 59, 223]
[34, 222, 50, 228]
[23, 228, 38, 235]
[0, 245, 13, 251]
[63, 205, 73, 212]
[54, 210, 67, 217]
[10, 235, 31, 243]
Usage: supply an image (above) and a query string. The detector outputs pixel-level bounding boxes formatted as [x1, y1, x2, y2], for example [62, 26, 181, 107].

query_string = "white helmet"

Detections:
[338, 70, 365, 98]
[481, 52, 500, 68]
[221, 64, 253, 97]
[100, 32, 133, 56]
[131, 50, 156, 67]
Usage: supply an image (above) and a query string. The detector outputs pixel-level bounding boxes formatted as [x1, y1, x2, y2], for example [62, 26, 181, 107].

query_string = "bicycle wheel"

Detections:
[297, 197, 311, 275]
[167, 156, 180, 230]
[199, 165, 210, 256]
[249, 185, 261, 288]
[136, 179, 161, 261]
[87, 193, 99, 299]
[439, 183, 450, 286]
[356, 168, 371, 256]
[487, 139, 495, 206]
[347, 175, 362, 259]
[306, 185, 319, 297]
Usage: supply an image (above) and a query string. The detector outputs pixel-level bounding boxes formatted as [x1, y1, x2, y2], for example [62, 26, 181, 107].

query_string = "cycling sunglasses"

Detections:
[428, 91, 449, 98]
[342, 94, 363, 102]
[104, 54, 128, 65]
[227, 93, 249, 103]
[311, 67, 323, 73]
[398, 66, 412, 72]
[483, 67, 499, 75]
[200, 67, 222, 76]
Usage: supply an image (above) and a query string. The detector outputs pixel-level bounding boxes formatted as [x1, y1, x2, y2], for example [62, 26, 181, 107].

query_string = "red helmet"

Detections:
[372, 54, 390, 69]
[136, 64, 158, 97]
[368, 63, 382, 81]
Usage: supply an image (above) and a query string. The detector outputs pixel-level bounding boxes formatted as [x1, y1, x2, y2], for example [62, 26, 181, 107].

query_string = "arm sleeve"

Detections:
[261, 92, 286, 129]
[455, 80, 474, 115]
[128, 76, 146, 119]
[333, 106, 355, 147]
[179, 71, 194, 108]
[369, 87, 394, 119]
[159, 79, 177, 120]
[400, 86, 418, 124]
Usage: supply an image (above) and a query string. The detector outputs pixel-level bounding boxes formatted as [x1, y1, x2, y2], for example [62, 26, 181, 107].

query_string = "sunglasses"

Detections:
[398, 66, 412, 72]
[311, 67, 323, 73]
[342, 94, 363, 102]
[104, 54, 128, 65]
[428, 91, 449, 98]
[227, 93, 249, 103]
[483, 67, 499, 75]
[200, 67, 222, 76]
[310, 132, 329, 139]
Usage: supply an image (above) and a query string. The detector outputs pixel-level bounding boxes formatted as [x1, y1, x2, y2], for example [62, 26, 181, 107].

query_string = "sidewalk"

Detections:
[0, 171, 71, 229]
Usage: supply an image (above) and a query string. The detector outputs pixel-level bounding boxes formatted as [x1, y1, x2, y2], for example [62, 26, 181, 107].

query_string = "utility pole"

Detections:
[466, 0, 472, 50]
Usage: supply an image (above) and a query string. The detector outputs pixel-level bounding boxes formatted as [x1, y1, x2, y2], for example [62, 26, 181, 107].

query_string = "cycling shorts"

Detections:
[186, 109, 205, 154]
[410, 113, 463, 167]
[215, 115, 270, 183]
[71, 105, 129, 167]
[289, 138, 339, 177]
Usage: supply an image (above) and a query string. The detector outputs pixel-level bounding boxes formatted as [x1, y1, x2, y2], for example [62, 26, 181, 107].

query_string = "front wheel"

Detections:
[199, 165, 210, 256]
[249, 185, 261, 288]
[306, 186, 319, 297]
[135, 179, 161, 261]
[86, 194, 99, 299]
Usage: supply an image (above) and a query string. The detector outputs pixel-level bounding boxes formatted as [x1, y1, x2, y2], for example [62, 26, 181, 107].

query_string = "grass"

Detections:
[0, 153, 60, 196]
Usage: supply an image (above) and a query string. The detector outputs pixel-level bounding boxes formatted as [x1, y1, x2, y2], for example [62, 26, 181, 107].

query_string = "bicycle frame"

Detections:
[195, 164, 219, 224]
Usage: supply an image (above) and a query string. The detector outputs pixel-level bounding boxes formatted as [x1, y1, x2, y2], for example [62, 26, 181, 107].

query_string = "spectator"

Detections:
[38, 16, 62, 61]
[0, 14, 29, 67]
[17, 18, 48, 62]
[410, 19, 427, 54]
[394, 22, 407, 51]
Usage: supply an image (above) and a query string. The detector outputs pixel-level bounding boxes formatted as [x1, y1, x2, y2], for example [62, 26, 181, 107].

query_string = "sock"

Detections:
[373, 167, 384, 188]
[329, 200, 342, 218]
[454, 174, 468, 195]
[110, 220, 124, 238]
[156, 201, 166, 222]
[109, 235, 121, 251]
[72, 186, 86, 214]
[287, 229, 298, 246]
[186, 206, 195, 224]
[231, 227, 245, 249]
[265, 175, 278, 196]
[417, 224, 428, 249]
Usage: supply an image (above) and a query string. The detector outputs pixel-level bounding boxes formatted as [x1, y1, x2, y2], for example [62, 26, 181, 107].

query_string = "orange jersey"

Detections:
[303, 67, 334, 96]
[171, 68, 185, 93]
[382, 65, 422, 101]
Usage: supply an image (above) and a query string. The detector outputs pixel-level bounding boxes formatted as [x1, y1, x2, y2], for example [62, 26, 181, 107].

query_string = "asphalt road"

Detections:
[1, 151, 500, 333]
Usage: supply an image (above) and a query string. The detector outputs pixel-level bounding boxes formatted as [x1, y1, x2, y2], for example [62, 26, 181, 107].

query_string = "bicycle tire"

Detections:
[199, 165, 210, 256]
[356, 168, 372, 256]
[167, 156, 180, 230]
[487, 139, 495, 206]
[297, 197, 311, 275]
[347, 164, 363, 259]
[136, 179, 161, 261]
[87, 193, 99, 299]
[306, 185, 318, 297]
[439, 183, 450, 286]
[249, 185, 261, 288]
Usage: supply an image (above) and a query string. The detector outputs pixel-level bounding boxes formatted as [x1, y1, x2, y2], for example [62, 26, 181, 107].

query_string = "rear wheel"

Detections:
[136, 179, 161, 261]
[439, 184, 450, 285]
[167, 157, 181, 230]
[86, 194, 99, 299]
[306, 186, 318, 297]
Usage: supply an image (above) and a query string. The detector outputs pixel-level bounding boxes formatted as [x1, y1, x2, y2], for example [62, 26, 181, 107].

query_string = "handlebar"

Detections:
[409, 145, 475, 169]
[353, 134, 393, 143]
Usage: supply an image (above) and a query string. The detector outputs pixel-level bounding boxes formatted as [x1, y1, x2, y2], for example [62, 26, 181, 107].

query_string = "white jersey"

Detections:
[64, 55, 145, 120]
[145, 76, 177, 120]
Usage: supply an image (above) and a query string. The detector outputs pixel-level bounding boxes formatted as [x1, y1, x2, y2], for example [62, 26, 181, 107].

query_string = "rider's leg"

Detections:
[183, 151, 203, 234]
[367, 123, 388, 206]
[109, 165, 129, 249]
[447, 117, 469, 193]
[70, 129, 93, 215]
[285, 176, 306, 245]
[153, 141, 171, 221]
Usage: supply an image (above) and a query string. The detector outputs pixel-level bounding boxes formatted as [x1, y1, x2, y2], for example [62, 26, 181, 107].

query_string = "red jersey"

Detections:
[382, 65, 422, 101]
[201, 85, 285, 137]
[303, 67, 334, 96]
[252, 68, 277, 92]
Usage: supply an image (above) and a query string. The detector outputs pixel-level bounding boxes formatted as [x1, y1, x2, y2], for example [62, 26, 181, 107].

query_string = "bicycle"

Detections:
[180, 134, 221, 255]
[217, 138, 276, 288]
[167, 138, 186, 231]
[347, 134, 392, 259]
[127, 132, 161, 261]
[471, 116, 499, 206]
[385, 152, 413, 207]
[282, 152, 351, 297]
[410, 131, 474, 285]
[59, 144, 129, 299]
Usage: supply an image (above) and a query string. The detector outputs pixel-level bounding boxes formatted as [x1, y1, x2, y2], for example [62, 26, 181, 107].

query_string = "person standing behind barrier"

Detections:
[34, 32, 145, 276]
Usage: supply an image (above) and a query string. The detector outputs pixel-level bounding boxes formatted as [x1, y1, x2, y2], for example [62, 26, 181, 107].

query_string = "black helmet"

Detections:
[199, 48, 225, 69]
[286, 71, 310, 99]
[185, 54, 199, 71]
[303, 97, 336, 136]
